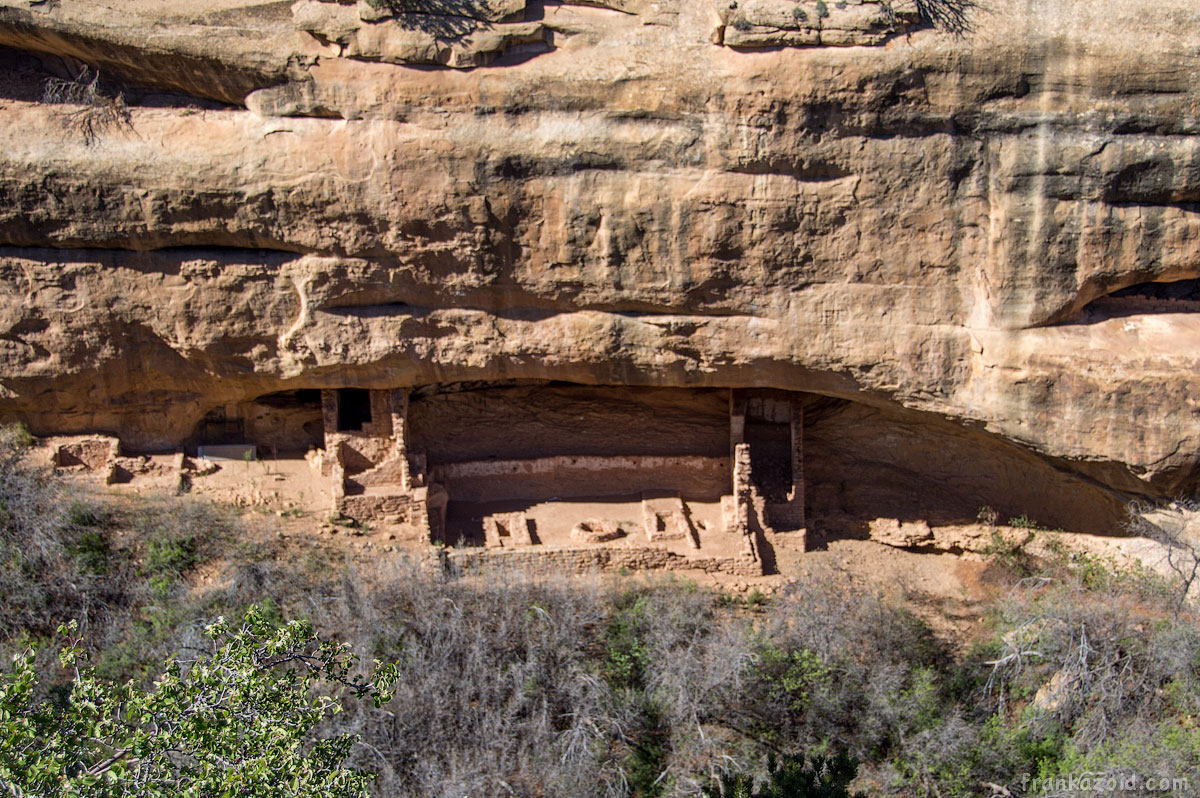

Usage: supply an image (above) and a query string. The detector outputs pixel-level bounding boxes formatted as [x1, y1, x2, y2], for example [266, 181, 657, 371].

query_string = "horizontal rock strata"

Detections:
[0, 0, 1198, 534]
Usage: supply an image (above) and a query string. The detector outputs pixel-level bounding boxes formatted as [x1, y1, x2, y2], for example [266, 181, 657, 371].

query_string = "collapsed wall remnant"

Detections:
[53, 437, 118, 473]
[570, 519, 625, 545]
[47, 435, 188, 489]
[484, 511, 535, 548]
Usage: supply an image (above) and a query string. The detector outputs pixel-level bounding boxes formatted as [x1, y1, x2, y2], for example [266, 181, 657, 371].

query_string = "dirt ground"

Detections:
[33, 436, 1183, 654]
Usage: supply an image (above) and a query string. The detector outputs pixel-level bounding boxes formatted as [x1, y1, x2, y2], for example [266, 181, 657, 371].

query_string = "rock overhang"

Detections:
[0, 0, 1198, 531]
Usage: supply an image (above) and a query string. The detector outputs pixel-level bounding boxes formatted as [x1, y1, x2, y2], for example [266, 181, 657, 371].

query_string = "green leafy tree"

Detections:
[704, 751, 866, 798]
[0, 606, 398, 797]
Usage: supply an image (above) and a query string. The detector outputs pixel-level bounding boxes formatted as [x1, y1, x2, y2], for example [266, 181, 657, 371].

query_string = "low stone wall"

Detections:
[767, 501, 805, 531]
[431, 545, 762, 577]
[53, 437, 118, 471]
[431, 454, 731, 504]
[339, 492, 413, 522]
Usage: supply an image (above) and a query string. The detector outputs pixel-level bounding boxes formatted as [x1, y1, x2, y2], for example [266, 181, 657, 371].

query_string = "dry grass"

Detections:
[2, 428, 1198, 797]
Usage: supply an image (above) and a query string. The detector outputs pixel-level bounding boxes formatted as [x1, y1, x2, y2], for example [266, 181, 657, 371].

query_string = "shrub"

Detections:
[65, 499, 101, 527]
[604, 592, 654, 689]
[0, 607, 398, 798]
[704, 751, 866, 798]
[144, 528, 197, 576]
[911, 0, 979, 34]
[3, 444, 1197, 797]
[0, 424, 81, 638]
[1127, 498, 1200, 614]
[753, 644, 830, 713]
[68, 530, 110, 575]
[980, 528, 1037, 576]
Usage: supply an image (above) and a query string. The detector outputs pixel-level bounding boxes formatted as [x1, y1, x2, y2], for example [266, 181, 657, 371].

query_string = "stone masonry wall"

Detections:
[338, 493, 414, 522]
[431, 454, 731, 503]
[433, 545, 763, 577]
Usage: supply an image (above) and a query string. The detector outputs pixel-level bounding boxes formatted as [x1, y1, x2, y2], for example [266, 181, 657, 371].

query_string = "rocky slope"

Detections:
[0, 0, 1198, 532]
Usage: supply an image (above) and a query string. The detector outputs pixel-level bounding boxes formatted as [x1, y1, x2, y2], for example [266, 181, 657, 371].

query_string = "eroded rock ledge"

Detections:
[0, 0, 929, 107]
[715, 0, 920, 48]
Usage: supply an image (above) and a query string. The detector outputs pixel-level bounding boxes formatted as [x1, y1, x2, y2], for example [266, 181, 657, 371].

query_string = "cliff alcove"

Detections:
[1, 0, 1198, 559]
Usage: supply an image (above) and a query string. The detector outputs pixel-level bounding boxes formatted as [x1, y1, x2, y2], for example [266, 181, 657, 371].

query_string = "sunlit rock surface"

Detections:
[0, 0, 1199, 533]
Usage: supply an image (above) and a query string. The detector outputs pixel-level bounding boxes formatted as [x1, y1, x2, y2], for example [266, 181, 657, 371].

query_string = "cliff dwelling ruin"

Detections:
[51, 384, 808, 576]
[39, 379, 1127, 576]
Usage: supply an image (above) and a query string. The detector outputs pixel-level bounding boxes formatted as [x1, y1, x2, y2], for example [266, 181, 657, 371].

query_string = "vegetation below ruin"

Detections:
[1, 426, 1198, 797]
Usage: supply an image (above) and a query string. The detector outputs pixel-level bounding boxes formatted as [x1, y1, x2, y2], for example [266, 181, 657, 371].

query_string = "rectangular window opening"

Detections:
[337, 389, 373, 432]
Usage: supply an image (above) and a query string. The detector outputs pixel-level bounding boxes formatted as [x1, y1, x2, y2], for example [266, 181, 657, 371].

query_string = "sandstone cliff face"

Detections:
[0, 0, 1198, 532]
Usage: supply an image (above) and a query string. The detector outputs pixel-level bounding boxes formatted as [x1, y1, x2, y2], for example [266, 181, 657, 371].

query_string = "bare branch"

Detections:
[42, 66, 132, 146]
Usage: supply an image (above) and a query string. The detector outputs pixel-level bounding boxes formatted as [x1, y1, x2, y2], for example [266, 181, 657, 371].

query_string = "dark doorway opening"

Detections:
[337, 389, 373, 432]
[746, 418, 792, 502]
[197, 407, 245, 446]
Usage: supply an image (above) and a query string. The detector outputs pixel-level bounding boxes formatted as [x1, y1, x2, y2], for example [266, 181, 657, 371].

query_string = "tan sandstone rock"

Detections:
[868, 518, 934, 549]
[0, 0, 1197, 536]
